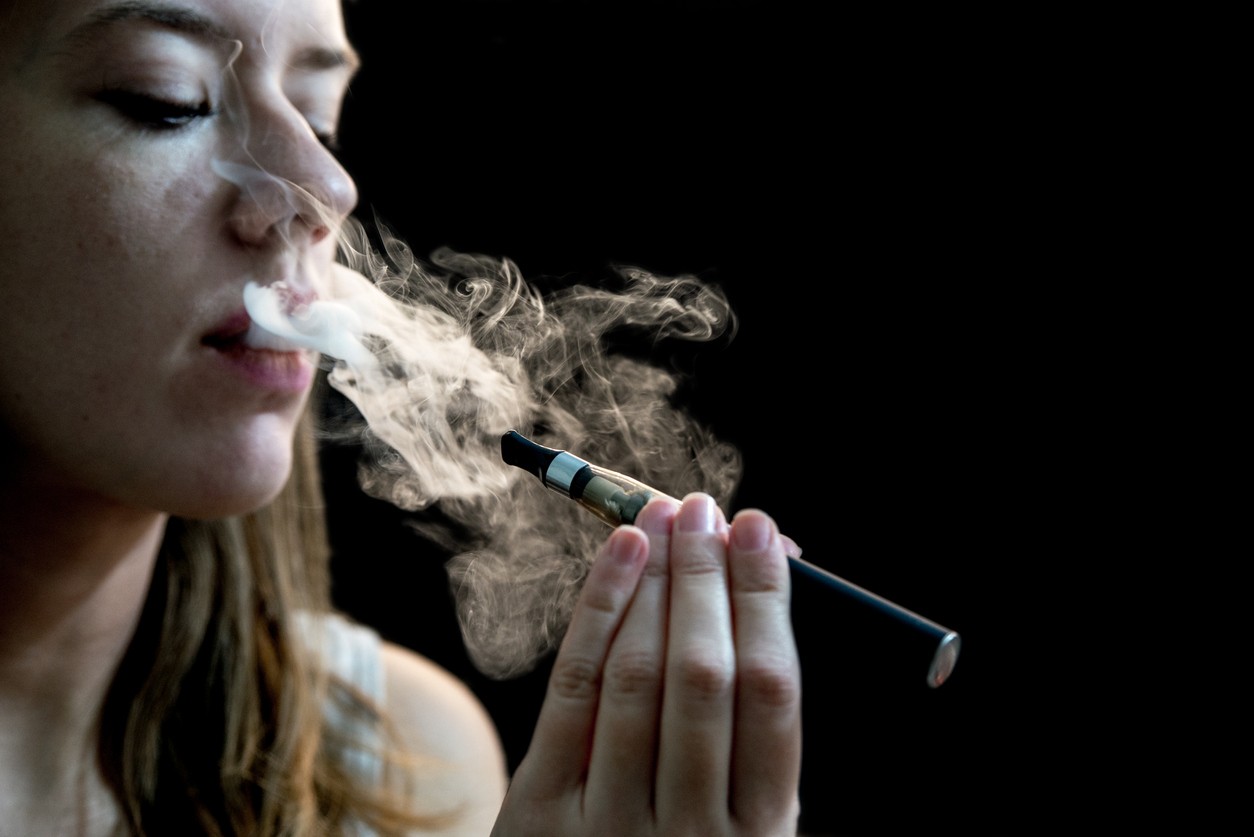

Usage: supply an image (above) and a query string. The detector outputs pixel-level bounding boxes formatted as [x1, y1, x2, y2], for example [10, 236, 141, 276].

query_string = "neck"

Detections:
[0, 481, 165, 828]
[0, 486, 165, 670]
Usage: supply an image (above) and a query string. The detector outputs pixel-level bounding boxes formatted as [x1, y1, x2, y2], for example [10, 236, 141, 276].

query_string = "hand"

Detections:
[491, 492, 803, 836]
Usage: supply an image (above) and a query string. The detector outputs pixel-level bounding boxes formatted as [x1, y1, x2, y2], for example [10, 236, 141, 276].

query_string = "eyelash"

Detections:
[96, 89, 342, 152]
[96, 89, 214, 130]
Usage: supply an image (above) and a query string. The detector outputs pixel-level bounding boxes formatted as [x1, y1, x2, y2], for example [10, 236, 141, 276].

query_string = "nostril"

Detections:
[307, 221, 332, 245]
[217, 158, 346, 248]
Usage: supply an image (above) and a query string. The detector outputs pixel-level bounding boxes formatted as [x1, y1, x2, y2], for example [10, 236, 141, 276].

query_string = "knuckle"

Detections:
[739, 656, 801, 708]
[732, 571, 786, 595]
[548, 655, 602, 701]
[579, 582, 624, 617]
[603, 649, 663, 698]
[675, 653, 735, 701]
[672, 542, 726, 577]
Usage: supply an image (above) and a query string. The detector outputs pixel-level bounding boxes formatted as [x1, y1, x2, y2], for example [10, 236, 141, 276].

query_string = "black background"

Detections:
[321, 3, 1104, 834]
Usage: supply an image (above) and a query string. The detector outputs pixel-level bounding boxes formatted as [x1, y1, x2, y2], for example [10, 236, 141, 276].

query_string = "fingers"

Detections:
[583, 496, 678, 823]
[508, 493, 802, 836]
[649, 497, 801, 832]
[516, 523, 650, 799]
[727, 508, 803, 830]
[656, 493, 738, 825]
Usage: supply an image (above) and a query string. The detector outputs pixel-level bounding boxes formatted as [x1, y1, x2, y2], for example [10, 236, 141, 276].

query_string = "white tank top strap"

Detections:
[292, 609, 386, 835]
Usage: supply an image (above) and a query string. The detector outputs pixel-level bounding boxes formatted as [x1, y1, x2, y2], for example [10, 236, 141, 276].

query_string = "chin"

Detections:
[188, 480, 292, 520]
[168, 473, 292, 521]
[167, 435, 299, 520]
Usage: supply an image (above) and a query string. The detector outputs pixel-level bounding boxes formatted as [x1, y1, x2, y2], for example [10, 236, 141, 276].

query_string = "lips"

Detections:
[202, 308, 306, 352]
[241, 281, 374, 367]
[202, 310, 252, 349]
[201, 308, 315, 395]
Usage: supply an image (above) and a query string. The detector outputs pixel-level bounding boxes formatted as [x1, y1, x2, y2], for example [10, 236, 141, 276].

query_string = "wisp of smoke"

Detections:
[248, 214, 744, 679]
[200, 40, 746, 678]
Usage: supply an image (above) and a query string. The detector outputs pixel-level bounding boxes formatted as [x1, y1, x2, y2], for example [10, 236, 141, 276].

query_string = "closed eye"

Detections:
[95, 89, 214, 130]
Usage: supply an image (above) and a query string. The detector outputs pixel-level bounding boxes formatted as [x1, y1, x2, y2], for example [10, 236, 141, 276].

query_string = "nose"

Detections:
[224, 106, 358, 249]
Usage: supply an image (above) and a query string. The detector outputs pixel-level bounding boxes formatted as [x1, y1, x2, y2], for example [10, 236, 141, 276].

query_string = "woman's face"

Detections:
[0, 0, 358, 517]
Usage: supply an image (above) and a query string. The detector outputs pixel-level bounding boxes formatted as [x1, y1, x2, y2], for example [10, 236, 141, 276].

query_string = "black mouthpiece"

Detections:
[501, 430, 560, 483]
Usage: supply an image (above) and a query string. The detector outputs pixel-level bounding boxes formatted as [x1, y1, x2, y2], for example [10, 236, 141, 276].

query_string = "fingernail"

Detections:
[635, 495, 678, 536]
[732, 513, 772, 551]
[676, 493, 717, 533]
[608, 527, 647, 565]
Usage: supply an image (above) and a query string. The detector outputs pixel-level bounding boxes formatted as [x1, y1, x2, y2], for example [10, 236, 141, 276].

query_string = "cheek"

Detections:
[3, 95, 224, 254]
[0, 142, 222, 445]
[5, 149, 225, 343]
[73, 154, 223, 272]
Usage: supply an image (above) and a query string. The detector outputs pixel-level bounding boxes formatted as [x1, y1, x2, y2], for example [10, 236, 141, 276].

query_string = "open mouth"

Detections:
[202, 310, 251, 350]
[202, 309, 304, 353]
[243, 281, 373, 366]
[200, 305, 315, 394]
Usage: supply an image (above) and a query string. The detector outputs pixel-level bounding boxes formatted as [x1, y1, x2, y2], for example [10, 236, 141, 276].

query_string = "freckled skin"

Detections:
[0, 0, 357, 518]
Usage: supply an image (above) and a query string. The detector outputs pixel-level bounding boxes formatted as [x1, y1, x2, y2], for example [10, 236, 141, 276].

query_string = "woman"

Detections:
[0, 0, 803, 835]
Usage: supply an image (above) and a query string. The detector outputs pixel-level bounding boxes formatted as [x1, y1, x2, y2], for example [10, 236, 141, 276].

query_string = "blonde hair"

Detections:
[98, 380, 448, 835]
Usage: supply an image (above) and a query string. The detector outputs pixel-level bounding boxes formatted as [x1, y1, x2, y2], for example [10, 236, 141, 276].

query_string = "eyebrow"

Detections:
[71, 1, 234, 43]
[294, 44, 362, 76]
[66, 1, 362, 73]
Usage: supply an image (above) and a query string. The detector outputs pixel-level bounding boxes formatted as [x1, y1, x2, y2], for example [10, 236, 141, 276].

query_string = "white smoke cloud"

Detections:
[247, 214, 743, 679]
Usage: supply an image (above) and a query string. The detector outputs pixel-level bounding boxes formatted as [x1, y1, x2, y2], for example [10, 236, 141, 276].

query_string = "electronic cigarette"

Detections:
[501, 430, 961, 688]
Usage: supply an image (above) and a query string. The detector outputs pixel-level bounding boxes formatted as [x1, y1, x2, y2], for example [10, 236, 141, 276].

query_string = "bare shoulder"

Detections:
[379, 641, 507, 834]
